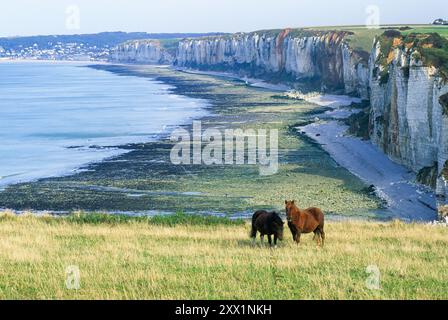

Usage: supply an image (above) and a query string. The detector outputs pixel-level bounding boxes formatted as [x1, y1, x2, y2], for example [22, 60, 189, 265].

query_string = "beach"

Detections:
[300, 122, 437, 221]
[0, 62, 438, 221]
[297, 96, 437, 221]
[0, 63, 383, 219]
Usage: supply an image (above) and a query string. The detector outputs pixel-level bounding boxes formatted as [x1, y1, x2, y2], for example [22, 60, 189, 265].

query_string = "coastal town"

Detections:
[0, 41, 111, 61]
[0, 32, 221, 61]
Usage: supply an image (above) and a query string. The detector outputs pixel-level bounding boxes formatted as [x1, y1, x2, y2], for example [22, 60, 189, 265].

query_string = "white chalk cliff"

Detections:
[111, 40, 173, 64]
[368, 35, 448, 212]
[175, 30, 370, 99]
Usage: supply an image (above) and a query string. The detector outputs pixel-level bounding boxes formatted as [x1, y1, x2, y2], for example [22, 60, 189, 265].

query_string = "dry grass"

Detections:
[0, 213, 447, 300]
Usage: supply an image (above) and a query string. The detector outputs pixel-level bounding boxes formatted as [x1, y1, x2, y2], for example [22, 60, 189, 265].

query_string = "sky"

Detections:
[0, 0, 444, 37]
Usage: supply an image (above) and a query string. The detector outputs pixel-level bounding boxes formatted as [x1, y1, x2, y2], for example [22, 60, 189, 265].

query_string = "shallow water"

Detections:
[0, 61, 207, 188]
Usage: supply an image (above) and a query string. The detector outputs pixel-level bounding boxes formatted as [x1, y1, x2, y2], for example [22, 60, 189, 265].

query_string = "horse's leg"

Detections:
[291, 230, 297, 242]
[295, 231, 301, 245]
[314, 229, 321, 246]
[274, 234, 278, 247]
[288, 222, 297, 242]
[268, 234, 272, 247]
[252, 231, 257, 245]
[260, 234, 264, 246]
[320, 229, 325, 247]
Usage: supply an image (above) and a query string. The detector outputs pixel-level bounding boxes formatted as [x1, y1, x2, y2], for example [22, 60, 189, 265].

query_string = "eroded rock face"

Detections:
[109, 30, 370, 98]
[369, 35, 448, 213]
[342, 44, 370, 99]
[175, 30, 370, 98]
[111, 40, 173, 64]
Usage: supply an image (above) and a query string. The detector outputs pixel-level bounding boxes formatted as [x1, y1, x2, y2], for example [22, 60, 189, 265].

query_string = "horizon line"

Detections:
[2, 23, 446, 39]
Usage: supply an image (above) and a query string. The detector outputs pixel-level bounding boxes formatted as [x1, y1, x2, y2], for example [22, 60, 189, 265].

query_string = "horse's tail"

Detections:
[250, 224, 257, 239]
[318, 208, 325, 230]
[310, 207, 325, 230]
[250, 210, 264, 238]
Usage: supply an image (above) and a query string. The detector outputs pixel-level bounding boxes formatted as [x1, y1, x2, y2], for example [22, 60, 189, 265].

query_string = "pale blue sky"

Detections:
[0, 0, 444, 37]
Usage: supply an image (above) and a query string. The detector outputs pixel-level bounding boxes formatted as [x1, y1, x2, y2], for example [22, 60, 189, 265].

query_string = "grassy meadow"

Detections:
[308, 25, 448, 52]
[0, 212, 447, 300]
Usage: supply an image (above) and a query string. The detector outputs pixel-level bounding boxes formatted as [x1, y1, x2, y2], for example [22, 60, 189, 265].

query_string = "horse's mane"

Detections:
[289, 203, 301, 215]
[269, 211, 283, 225]
[252, 210, 266, 225]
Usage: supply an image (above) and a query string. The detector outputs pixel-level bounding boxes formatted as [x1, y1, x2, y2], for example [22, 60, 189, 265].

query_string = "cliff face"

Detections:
[110, 30, 370, 98]
[111, 40, 174, 64]
[369, 33, 448, 213]
[175, 30, 370, 98]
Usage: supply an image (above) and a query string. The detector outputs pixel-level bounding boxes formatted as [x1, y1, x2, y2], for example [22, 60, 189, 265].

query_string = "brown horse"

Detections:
[250, 210, 284, 247]
[285, 200, 325, 246]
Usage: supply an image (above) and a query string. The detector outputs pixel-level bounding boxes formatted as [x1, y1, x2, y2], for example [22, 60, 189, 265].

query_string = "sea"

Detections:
[0, 61, 207, 189]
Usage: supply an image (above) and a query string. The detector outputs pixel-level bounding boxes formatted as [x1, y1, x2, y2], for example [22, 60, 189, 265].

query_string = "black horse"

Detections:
[250, 210, 284, 247]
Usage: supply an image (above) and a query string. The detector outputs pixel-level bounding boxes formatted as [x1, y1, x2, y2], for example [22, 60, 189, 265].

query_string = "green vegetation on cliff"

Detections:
[401, 26, 448, 38]
[307, 25, 448, 53]
[158, 38, 183, 55]
[404, 33, 448, 78]
[373, 30, 448, 82]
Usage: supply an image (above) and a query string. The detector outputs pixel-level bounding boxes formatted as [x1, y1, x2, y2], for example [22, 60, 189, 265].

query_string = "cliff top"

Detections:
[179, 25, 448, 60]
[310, 25, 448, 52]
[375, 31, 448, 80]
[113, 26, 448, 73]
[182, 28, 347, 41]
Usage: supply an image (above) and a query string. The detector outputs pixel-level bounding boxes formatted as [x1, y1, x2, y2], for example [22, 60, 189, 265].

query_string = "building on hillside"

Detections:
[433, 18, 448, 25]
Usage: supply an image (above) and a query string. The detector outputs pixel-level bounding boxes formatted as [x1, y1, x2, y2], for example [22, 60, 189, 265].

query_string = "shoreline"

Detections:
[0, 61, 209, 190]
[0, 58, 108, 64]
[0, 64, 385, 218]
[174, 67, 292, 91]
[299, 111, 437, 221]
[1, 62, 437, 221]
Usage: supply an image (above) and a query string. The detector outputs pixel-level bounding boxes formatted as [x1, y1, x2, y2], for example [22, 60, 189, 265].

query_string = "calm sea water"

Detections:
[0, 61, 206, 188]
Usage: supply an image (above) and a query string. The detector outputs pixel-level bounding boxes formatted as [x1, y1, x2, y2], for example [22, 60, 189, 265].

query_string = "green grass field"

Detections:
[306, 25, 448, 52]
[1, 212, 447, 300]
